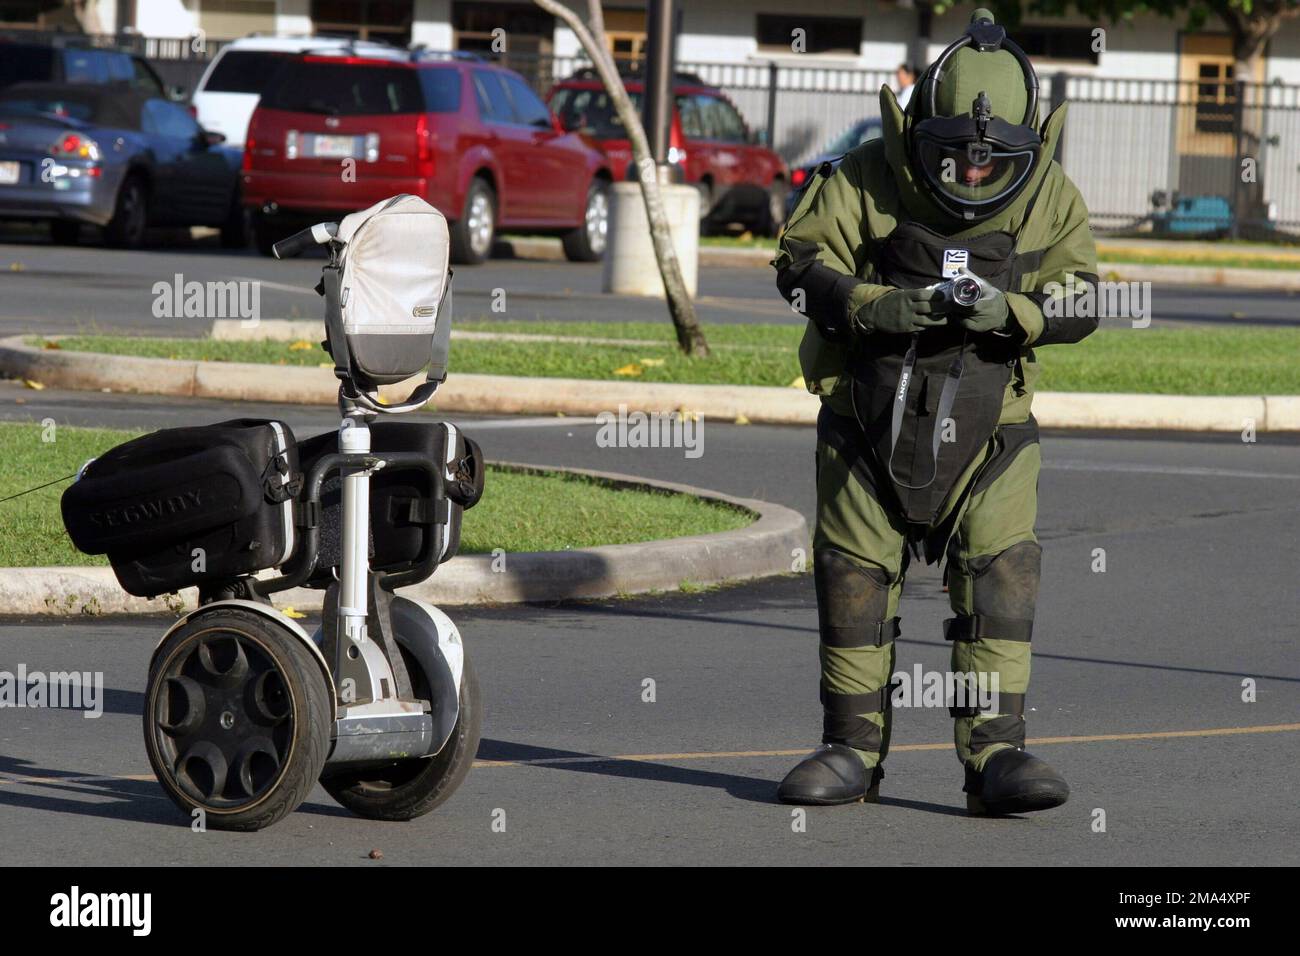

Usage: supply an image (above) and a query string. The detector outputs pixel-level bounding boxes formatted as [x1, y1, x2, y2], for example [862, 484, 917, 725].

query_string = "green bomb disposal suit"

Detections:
[772, 10, 1101, 814]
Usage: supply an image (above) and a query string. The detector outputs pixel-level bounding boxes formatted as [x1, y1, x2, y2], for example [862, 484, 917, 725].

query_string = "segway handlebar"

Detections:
[272, 221, 339, 259]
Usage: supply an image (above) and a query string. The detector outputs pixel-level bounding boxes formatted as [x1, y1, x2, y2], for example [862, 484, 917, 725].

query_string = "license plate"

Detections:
[309, 134, 356, 159]
[0, 161, 20, 185]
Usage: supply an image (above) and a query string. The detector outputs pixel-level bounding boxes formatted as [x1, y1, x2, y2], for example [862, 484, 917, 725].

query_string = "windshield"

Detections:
[203, 50, 296, 94]
[261, 61, 423, 115]
[824, 119, 880, 156]
[0, 93, 99, 123]
[549, 86, 642, 139]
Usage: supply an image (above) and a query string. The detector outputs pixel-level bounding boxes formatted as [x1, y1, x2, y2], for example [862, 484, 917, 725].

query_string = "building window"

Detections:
[1194, 61, 1235, 135]
[756, 14, 862, 56]
[453, 2, 554, 55]
[311, 0, 414, 46]
[1014, 26, 1100, 65]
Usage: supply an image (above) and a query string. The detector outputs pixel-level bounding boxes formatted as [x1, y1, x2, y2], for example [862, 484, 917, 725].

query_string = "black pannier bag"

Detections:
[295, 421, 484, 587]
[61, 419, 300, 597]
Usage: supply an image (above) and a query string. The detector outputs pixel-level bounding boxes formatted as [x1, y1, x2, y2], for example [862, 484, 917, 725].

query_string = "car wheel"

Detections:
[561, 179, 609, 262]
[449, 177, 496, 265]
[695, 178, 714, 236]
[252, 215, 279, 257]
[761, 178, 789, 237]
[220, 190, 250, 249]
[49, 220, 80, 245]
[104, 175, 148, 249]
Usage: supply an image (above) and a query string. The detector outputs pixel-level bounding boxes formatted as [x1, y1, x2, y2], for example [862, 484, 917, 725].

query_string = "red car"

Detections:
[548, 70, 789, 235]
[242, 51, 613, 263]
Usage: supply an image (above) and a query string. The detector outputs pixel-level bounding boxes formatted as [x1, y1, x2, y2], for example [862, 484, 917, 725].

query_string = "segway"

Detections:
[62, 195, 484, 830]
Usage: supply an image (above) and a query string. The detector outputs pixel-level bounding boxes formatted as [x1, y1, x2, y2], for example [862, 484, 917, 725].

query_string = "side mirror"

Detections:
[167, 84, 188, 102]
[200, 129, 226, 147]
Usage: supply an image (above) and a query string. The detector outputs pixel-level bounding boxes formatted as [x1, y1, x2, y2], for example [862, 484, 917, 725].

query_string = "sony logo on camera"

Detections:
[89, 489, 203, 529]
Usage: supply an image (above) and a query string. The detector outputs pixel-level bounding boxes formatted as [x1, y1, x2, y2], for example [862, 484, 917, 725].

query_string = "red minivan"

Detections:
[548, 71, 789, 235]
[243, 52, 613, 263]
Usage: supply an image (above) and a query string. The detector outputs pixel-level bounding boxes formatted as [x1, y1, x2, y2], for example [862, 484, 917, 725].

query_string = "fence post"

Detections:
[765, 61, 778, 147]
[1229, 78, 1246, 239]
[1049, 71, 1069, 165]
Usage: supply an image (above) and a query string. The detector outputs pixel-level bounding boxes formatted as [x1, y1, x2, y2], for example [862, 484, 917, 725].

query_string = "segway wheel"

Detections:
[144, 608, 332, 832]
[322, 655, 482, 821]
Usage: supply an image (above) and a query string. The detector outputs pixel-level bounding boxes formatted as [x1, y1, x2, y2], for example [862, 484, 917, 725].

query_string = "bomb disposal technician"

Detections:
[772, 9, 1099, 814]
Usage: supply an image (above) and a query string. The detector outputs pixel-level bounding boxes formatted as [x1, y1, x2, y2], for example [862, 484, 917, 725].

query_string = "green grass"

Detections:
[40, 325, 1300, 395]
[0, 423, 751, 567]
[1097, 251, 1300, 271]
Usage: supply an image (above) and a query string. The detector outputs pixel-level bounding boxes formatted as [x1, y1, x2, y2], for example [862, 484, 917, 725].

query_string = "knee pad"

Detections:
[814, 549, 900, 649]
[944, 540, 1041, 644]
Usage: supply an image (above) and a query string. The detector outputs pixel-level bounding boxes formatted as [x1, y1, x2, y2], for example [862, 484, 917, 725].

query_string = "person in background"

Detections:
[895, 62, 918, 109]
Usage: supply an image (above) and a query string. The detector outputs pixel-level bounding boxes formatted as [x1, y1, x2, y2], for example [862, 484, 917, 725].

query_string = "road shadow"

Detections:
[0, 754, 177, 825]
[475, 737, 776, 804]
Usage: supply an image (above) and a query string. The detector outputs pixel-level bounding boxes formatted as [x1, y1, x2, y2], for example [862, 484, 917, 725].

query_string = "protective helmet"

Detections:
[908, 9, 1041, 223]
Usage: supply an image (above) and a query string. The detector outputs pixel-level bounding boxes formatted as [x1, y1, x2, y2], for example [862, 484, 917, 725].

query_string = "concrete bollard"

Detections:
[602, 181, 700, 298]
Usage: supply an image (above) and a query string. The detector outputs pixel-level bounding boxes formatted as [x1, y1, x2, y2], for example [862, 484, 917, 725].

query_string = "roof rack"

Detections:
[409, 47, 485, 62]
[564, 65, 709, 86]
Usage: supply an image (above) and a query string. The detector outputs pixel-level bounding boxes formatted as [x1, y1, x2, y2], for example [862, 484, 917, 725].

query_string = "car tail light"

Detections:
[50, 133, 100, 161]
[242, 133, 255, 172]
[414, 114, 434, 179]
[791, 167, 808, 188]
[285, 129, 299, 160]
[364, 132, 379, 163]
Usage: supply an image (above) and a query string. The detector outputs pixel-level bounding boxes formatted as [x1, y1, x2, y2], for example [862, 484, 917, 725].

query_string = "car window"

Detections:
[142, 98, 200, 139]
[675, 94, 703, 139]
[104, 52, 135, 83]
[696, 94, 745, 143]
[549, 87, 641, 138]
[132, 58, 165, 94]
[0, 46, 56, 88]
[62, 49, 111, 84]
[471, 69, 516, 124]
[203, 50, 294, 94]
[418, 67, 461, 113]
[261, 61, 423, 115]
[502, 74, 552, 128]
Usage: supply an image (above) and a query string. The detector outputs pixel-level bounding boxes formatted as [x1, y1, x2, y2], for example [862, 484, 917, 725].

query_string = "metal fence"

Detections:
[6, 30, 1298, 238]
[489, 51, 1300, 239]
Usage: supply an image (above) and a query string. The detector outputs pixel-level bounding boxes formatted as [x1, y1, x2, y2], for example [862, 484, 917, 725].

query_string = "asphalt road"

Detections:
[1, 231, 1297, 338]
[0, 383, 1297, 865]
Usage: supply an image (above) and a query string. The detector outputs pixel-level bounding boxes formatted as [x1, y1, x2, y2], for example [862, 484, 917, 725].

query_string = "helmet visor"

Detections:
[914, 138, 1036, 213]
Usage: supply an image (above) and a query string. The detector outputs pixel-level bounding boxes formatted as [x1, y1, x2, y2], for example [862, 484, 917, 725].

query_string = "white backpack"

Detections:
[325, 194, 453, 391]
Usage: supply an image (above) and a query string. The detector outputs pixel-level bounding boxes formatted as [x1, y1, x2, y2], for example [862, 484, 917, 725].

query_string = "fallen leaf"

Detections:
[23, 380, 45, 390]
[734, 414, 751, 425]
[281, 606, 306, 620]
[9, 262, 24, 272]
[41, 340, 62, 350]
[614, 363, 643, 377]
[640, 357, 666, 367]
[288, 339, 314, 351]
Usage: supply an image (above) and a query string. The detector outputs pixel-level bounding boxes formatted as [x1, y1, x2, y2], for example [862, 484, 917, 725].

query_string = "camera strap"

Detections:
[882, 333, 967, 491]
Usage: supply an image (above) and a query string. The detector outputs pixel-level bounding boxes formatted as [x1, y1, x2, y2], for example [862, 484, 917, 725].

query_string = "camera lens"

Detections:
[952, 277, 981, 306]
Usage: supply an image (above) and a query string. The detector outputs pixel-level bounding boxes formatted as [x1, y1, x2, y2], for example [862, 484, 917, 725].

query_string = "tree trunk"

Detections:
[534, 0, 710, 357]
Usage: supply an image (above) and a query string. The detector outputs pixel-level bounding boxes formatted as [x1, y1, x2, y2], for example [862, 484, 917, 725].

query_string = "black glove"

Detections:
[852, 287, 951, 335]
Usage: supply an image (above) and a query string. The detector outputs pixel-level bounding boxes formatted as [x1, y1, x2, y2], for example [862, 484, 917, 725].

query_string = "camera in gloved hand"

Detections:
[934, 268, 1014, 336]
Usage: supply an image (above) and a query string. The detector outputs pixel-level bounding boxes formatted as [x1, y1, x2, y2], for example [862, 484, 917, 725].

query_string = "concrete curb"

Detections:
[3, 335, 1297, 431]
[501, 235, 1300, 290]
[0, 464, 809, 617]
